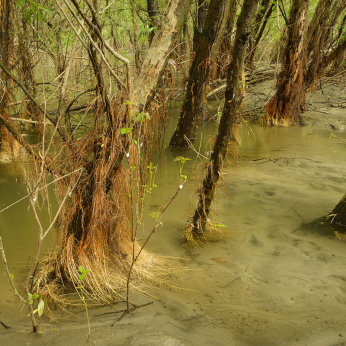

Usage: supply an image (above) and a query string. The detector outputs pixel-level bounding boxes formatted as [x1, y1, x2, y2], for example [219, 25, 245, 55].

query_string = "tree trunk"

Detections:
[134, 0, 193, 109]
[187, 0, 259, 236]
[329, 194, 346, 232]
[0, 0, 14, 153]
[263, 0, 309, 126]
[169, 0, 227, 150]
[132, 2, 141, 70]
[247, 0, 274, 69]
[16, 14, 37, 119]
[147, 0, 160, 45]
[304, 193, 346, 241]
[304, 0, 333, 88]
[305, 0, 346, 87]
[212, 0, 239, 80]
[34, 0, 194, 304]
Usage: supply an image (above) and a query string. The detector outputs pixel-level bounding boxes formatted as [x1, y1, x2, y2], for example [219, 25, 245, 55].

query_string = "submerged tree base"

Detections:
[184, 219, 230, 247]
[36, 244, 179, 307]
[301, 215, 346, 241]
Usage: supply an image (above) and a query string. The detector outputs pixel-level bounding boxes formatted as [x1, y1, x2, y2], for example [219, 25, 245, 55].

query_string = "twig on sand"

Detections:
[0, 320, 10, 329]
[110, 302, 153, 327]
[292, 207, 306, 224]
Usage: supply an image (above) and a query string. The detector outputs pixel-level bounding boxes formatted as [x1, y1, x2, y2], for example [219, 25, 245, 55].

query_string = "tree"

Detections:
[0, 0, 14, 153]
[263, 0, 309, 126]
[210, 0, 239, 81]
[264, 0, 346, 126]
[186, 0, 259, 237]
[169, 0, 228, 150]
[0, 0, 193, 314]
[147, 0, 160, 45]
[246, 0, 275, 70]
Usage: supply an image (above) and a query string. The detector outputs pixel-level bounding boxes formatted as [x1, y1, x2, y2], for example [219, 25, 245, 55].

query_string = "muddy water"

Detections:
[1, 106, 346, 346]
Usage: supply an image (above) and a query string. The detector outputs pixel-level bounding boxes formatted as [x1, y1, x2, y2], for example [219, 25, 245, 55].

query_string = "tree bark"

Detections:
[247, 0, 274, 69]
[263, 0, 309, 126]
[134, 0, 193, 109]
[188, 0, 259, 235]
[169, 0, 227, 150]
[305, 193, 346, 241]
[304, 0, 333, 88]
[147, 0, 160, 45]
[305, 0, 346, 87]
[212, 0, 239, 80]
[31, 0, 194, 305]
[0, 0, 14, 153]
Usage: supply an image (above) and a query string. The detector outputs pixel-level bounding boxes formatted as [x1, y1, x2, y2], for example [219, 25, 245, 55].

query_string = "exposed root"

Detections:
[35, 245, 180, 308]
[0, 127, 21, 162]
[184, 219, 231, 247]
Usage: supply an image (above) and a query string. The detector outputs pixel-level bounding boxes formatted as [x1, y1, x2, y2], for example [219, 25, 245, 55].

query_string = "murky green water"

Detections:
[1, 105, 346, 345]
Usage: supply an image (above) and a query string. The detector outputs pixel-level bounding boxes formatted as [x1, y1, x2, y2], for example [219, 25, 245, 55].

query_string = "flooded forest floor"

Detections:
[1, 76, 346, 345]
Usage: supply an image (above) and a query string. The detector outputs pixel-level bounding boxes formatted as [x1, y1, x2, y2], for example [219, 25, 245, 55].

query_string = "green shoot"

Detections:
[174, 156, 191, 184]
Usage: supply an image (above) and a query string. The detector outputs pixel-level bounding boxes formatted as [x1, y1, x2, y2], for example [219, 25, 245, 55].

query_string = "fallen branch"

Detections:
[0, 320, 10, 330]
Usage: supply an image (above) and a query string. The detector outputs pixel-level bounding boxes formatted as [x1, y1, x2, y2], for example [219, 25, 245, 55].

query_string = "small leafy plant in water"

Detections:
[78, 265, 91, 341]
[174, 156, 191, 184]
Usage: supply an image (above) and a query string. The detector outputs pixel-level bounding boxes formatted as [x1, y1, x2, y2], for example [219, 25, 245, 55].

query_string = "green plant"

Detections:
[16, 0, 51, 24]
[174, 156, 191, 183]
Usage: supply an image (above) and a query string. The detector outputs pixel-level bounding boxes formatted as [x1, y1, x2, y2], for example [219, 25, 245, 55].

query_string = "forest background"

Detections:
[0, 0, 346, 342]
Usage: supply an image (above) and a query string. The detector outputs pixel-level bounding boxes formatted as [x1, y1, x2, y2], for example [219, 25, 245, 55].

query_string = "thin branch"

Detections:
[0, 237, 27, 304]
[0, 61, 66, 141]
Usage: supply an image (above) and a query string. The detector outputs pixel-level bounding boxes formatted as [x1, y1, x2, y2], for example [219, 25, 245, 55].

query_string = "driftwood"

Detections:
[207, 64, 278, 100]
[10, 103, 91, 123]
[170, 63, 278, 101]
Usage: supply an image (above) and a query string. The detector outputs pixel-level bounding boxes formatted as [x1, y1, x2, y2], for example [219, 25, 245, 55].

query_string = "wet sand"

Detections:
[1, 82, 346, 345]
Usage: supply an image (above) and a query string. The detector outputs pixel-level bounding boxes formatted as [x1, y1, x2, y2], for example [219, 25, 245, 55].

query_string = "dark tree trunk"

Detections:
[305, 0, 346, 85]
[324, 1, 346, 49]
[212, 0, 239, 80]
[169, 0, 227, 150]
[147, 0, 160, 45]
[304, 0, 333, 88]
[329, 194, 346, 232]
[188, 0, 259, 236]
[17, 15, 37, 118]
[304, 193, 346, 241]
[246, 0, 274, 69]
[0, 0, 14, 152]
[263, 0, 309, 126]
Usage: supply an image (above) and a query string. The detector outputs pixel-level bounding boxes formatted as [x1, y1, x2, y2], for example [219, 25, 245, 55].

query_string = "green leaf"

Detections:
[181, 175, 187, 179]
[132, 140, 137, 145]
[215, 224, 227, 228]
[10, 273, 14, 280]
[17, 0, 26, 7]
[37, 8, 43, 23]
[150, 212, 158, 220]
[25, 9, 32, 24]
[32, 293, 39, 300]
[120, 127, 132, 135]
[28, 293, 33, 300]
[30, 1, 37, 18]
[136, 113, 144, 122]
[152, 184, 157, 188]
[78, 265, 84, 273]
[38, 300, 45, 316]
